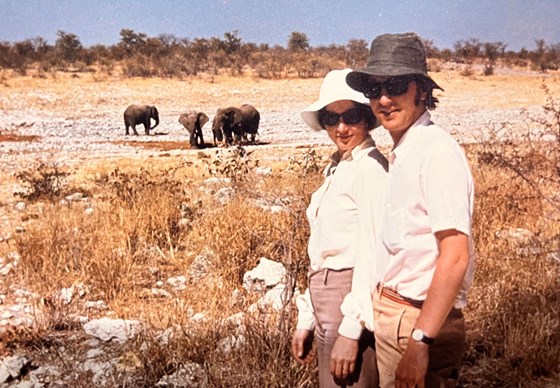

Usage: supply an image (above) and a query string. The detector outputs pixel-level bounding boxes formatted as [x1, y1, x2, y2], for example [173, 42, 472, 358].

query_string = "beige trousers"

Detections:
[373, 286, 465, 388]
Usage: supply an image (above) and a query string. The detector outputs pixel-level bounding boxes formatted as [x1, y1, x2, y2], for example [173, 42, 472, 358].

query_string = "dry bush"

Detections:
[13, 166, 195, 302]
[14, 162, 70, 202]
[186, 174, 313, 289]
[460, 64, 475, 77]
[461, 84, 560, 385]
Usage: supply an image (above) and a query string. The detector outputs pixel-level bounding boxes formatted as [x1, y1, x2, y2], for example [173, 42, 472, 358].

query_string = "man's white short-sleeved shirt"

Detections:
[379, 111, 475, 308]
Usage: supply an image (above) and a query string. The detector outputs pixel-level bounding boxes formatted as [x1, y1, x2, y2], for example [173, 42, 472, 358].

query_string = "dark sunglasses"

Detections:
[319, 107, 363, 127]
[363, 76, 415, 99]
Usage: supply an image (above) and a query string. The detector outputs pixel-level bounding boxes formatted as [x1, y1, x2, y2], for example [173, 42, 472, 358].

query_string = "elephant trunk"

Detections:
[151, 115, 159, 130]
[150, 109, 160, 130]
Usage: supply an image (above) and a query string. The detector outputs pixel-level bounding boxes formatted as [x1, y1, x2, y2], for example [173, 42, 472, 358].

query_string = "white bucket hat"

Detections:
[301, 68, 371, 132]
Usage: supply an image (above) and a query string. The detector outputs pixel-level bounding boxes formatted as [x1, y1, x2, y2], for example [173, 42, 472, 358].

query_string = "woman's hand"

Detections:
[291, 328, 315, 364]
[330, 335, 358, 380]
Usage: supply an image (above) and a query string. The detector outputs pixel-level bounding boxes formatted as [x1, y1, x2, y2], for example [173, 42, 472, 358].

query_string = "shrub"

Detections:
[14, 162, 69, 201]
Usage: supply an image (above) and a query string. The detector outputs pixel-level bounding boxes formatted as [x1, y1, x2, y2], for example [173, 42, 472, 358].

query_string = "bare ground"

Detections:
[0, 68, 559, 224]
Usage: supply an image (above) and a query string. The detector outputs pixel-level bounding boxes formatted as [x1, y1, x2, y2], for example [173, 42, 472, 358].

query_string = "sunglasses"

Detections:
[363, 76, 416, 99]
[319, 107, 364, 127]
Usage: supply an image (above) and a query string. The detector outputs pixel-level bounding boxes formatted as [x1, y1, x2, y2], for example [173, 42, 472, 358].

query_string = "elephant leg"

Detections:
[132, 125, 139, 136]
[189, 131, 197, 149]
[194, 125, 205, 148]
[125, 124, 130, 135]
[144, 122, 150, 135]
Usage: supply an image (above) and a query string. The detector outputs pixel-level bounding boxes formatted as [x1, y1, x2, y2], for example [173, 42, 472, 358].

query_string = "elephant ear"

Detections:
[231, 109, 243, 126]
[178, 113, 191, 128]
[198, 112, 209, 127]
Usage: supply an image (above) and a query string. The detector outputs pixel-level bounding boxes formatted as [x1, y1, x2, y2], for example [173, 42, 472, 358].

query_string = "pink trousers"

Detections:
[309, 268, 379, 388]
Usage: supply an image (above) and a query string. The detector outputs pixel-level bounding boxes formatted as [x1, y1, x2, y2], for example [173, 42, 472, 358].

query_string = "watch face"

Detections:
[412, 329, 423, 341]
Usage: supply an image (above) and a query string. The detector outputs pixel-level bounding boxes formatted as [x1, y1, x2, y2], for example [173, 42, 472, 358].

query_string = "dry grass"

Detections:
[1, 70, 560, 386]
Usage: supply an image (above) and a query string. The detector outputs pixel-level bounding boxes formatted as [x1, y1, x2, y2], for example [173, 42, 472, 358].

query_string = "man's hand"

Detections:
[291, 328, 314, 364]
[329, 335, 358, 380]
[395, 339, 429, 388]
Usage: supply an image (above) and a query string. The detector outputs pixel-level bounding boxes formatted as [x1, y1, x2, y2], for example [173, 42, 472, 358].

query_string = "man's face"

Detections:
[367, 77, 426, 144]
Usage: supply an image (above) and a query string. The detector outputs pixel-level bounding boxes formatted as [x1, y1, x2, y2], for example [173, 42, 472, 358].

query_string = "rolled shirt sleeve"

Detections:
[295, 287, 316, 331]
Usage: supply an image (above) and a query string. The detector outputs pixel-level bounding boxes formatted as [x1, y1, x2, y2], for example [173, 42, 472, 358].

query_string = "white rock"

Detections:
[14, 202, 26, 211]
[83, 317, 142, 343]
[243, 257, 287, 292]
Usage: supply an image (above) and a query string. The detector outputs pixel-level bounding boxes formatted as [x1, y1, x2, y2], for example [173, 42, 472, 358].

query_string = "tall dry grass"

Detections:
[3, 97, 560, 386]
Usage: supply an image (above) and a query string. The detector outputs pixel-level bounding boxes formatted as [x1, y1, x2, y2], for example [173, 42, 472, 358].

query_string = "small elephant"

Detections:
[123, 104, 159, 136]
[212, 106, 243, 147]
[239, 104, 260, 144]
[178, 110, 209, 149]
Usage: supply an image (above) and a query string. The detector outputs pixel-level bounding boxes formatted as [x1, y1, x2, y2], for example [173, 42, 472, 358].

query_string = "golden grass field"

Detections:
[0, 67, 559, 386]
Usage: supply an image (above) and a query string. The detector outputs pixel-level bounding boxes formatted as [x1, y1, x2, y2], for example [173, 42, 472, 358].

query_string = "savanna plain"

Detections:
[0, 66, 559, 387]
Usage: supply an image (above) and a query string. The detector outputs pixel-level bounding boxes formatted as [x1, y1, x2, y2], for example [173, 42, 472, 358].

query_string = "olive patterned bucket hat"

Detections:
[346, 32, 443, 94]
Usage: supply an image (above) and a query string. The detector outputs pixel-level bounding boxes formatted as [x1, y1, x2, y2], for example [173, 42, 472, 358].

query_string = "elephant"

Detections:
[211, 104, 261, 147]
[212, 106, 243, 147]
[123, 104, 159, 136]
[239, 103, 260, 144]
[178, 110, 209, 149]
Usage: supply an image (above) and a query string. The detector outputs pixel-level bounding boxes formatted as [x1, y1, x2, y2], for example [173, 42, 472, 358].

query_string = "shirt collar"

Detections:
[390, 111, 432, 166]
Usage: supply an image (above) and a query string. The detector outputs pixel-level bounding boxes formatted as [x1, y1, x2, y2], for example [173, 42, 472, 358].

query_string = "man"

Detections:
[346, 33, 475, 388]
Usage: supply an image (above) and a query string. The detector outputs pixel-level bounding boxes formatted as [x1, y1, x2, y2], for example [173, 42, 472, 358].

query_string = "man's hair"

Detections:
[414, 76, 439, 110]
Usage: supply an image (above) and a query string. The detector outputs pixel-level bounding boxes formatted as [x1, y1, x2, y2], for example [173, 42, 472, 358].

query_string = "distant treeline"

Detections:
[1, 29, 559, 78]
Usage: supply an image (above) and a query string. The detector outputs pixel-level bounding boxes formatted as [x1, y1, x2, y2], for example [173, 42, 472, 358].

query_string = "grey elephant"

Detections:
[212, 106, 243, 147]
[123, 104, 159, 136]
[178, 110, 209, 149]
[239, 103, 260, 144]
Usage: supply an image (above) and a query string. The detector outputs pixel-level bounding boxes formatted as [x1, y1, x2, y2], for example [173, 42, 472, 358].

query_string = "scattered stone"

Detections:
[242, 257, 286, 292]
[167, 275, 187, 291]
[85, 300, 108, 311]
[188, 253, 214, 282]
[65, 192, 85, 202]
[83, 317, 142, 343]
[0, 355, 29, 384]
[14, 202, 26, 211]
[142, 288, 173, 298]
[155, 361, 209, 387]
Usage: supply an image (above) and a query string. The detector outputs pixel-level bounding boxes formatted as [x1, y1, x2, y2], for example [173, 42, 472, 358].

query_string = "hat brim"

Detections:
[346, 68, 443, 94]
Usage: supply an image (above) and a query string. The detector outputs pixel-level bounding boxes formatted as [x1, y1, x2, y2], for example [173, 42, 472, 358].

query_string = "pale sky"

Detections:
[1, 0, 559, 51]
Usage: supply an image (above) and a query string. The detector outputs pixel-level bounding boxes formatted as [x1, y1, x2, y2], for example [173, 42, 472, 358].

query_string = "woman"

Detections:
[292, 69, 388, 387]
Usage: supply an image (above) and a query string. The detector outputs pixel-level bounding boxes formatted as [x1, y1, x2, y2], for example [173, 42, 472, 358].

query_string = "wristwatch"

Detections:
[411, 328, 435, 345]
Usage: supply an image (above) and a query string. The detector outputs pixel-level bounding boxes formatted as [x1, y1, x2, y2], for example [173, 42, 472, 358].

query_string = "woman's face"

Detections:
[323, 100, 369, 154]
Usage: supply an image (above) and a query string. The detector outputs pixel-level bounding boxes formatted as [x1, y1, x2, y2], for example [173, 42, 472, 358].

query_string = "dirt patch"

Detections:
[0, 133, 40, 142]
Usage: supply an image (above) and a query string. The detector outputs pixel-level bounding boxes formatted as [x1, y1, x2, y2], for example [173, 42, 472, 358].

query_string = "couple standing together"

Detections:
[292, 33, 475, 388]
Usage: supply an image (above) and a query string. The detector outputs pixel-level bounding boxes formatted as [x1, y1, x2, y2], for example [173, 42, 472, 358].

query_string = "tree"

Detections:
[421, 38, 440, 58]
[223, 30, 242, 55]
[346, 39, 368, 67]
[54, 30, 83, 63]
[118, 29, 147, 57]
[288, 31, 309, 52]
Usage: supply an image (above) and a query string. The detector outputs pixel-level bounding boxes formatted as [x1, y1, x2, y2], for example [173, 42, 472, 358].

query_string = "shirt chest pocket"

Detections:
[381, 206, 405, 254]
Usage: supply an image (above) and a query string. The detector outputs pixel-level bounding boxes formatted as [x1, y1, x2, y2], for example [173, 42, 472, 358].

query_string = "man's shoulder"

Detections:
[417, 123, 461, 149]
[364, 147, 389, 173]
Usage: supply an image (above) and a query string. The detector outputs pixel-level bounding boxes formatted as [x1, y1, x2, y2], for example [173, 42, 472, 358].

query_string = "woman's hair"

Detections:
[317, 102, 377, 130]
[414, 75, 439, 110]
